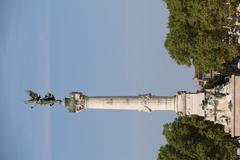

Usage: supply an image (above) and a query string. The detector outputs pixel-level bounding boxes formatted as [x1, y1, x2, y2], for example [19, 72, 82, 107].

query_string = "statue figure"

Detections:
[42, 93, 56, 106]
[24, 90, 62, 108]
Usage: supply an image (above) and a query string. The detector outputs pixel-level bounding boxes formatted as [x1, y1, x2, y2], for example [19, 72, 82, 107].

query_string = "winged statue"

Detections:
[25, 90, 62, 109]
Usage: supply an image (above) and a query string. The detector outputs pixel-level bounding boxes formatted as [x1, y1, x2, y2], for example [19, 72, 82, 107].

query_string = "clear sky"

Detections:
[0, 0, 197, 160]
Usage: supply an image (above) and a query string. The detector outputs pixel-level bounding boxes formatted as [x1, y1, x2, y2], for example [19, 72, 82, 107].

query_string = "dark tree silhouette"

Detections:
[158, 115, 239, 160]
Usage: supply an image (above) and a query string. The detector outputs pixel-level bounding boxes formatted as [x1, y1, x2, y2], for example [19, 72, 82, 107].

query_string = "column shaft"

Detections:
[85, 96, 176, 112]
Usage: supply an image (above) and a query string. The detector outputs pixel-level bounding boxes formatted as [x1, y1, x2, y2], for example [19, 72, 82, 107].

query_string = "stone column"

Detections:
[64, 92, 176, 112]
[85, 95, 176, 112]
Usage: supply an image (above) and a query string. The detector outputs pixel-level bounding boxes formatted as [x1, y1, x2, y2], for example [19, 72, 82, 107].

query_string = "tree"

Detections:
[202, 74, 228, 89]
[202, 57, 240, 89]
[163, 0, 240, 72]
[157, 115, 239, 160]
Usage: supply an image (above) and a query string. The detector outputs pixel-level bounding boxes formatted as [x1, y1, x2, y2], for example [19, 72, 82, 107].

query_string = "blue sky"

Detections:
[0, 0, 197, 160]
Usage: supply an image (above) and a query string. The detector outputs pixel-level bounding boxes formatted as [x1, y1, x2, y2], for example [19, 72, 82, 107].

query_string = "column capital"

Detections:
[64, 92, 86, 112]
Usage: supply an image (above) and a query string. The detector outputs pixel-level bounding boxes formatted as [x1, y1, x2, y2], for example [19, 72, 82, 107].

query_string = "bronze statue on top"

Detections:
[24, 90, 62, 109]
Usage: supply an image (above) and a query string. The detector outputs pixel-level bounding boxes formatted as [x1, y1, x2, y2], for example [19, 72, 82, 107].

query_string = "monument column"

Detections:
[62, 92, 176, 112]
[25, 91, 177, 113]
[85, 95, 176, 112]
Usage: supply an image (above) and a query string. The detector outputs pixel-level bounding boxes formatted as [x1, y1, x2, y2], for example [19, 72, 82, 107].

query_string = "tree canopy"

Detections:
[202, 57, 240, 89]
[164, 0, 240, 71]
[157, 115, 239, 160]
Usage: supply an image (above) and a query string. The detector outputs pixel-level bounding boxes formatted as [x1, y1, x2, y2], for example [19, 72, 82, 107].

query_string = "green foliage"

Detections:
[164, 0, 240, 71]
[203, 57, 240, 89]
[219, 57, 240, 76]
[158, 115, 239, 160]
[203, 75, 228, 89]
